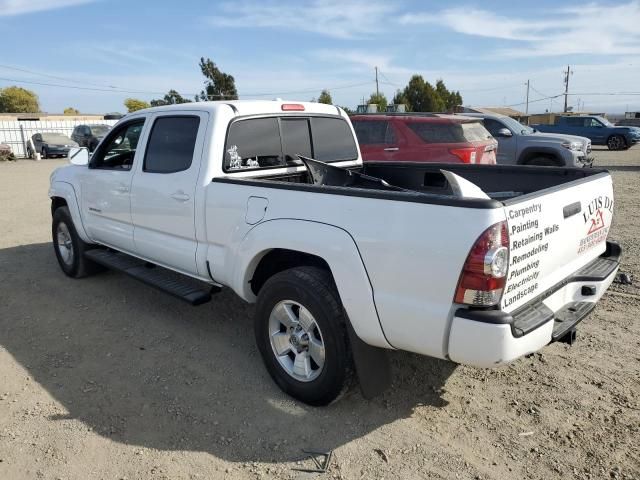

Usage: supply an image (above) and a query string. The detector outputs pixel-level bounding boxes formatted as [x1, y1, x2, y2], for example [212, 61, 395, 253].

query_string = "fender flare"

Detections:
[49, 181, 91, 243]
[517, 146, 565, 165]
[231, 218, 393, 350]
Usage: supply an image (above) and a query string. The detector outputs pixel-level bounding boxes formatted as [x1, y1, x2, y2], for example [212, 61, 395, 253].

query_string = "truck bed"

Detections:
[221, 161, 608, 204]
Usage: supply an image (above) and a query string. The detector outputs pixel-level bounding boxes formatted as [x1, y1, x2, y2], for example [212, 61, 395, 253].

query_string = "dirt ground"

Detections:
[1, 149, 639, 480]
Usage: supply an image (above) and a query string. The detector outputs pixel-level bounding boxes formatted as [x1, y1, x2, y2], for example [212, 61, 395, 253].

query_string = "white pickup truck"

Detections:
[49, 100, 621, 405]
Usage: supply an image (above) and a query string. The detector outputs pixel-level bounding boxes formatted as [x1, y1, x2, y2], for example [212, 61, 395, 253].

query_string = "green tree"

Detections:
[63, 107, 79, 115]
[150, 89, 192, 107]
[367, 92, 387, 113]
[0, 86, 40, 113]
[400, 75, 459, 112]
[317, 89, 332, 104]
[392, 89, 409, 110]
[435, 79, 462, 111]
[124, 98, 150, 112]
[198, 57, 238, 101]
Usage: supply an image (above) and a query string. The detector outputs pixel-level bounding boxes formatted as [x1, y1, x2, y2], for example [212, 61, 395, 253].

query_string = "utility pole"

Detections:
[525, 79, 530, 115]
[563, 65, 572, 113]
[375, 66, 379, 97]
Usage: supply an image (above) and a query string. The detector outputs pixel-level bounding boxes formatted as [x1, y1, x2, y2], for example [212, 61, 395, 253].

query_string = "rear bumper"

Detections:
[448, 241, 621, 367]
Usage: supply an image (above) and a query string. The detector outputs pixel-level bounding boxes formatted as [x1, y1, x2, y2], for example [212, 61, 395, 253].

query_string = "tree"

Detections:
[367, 92, 387, 113]
[392, 89, 409, 110]
[63, 107, 79, 115]
[398, 75, 461, 112]
[317, 89, 332, 104]
[198, 57, 238, 101]
[0, 86, 40, 113]
[124, 98, 150, 112]
[150, 89, 192, 107]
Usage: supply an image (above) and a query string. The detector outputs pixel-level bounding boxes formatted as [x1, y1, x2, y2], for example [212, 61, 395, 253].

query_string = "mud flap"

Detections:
[346, 321, 391, 399]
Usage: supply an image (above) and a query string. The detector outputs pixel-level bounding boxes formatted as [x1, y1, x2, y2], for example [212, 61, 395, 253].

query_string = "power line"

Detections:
[0, 75, 373, 99]
[0, 63, 120, 90]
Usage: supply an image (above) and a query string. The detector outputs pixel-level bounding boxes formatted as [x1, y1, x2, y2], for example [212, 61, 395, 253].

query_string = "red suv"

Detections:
[351, 114, 497, 164]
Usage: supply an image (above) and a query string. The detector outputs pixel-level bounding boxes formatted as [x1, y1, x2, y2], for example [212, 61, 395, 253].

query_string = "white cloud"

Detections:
[400, 2, 640, 57]
[206, 0, 396, 39]
[0, 0, 94, 16]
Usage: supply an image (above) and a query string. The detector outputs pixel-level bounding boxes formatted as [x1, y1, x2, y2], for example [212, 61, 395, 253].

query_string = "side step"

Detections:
[85, 249, 216, 306]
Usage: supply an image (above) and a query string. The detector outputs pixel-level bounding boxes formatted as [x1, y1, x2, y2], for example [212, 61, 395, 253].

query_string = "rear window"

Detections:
[224, 116, 358, 171]
[353, 120, 395, 144]
[311, 117, 358, 161]
[407, 121, 490, 143]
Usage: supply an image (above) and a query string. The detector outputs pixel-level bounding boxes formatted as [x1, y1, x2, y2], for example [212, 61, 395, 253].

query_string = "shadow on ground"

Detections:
[0, 242, 456, 463]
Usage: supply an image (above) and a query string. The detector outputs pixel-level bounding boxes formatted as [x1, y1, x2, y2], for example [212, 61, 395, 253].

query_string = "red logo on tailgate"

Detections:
[587, 209, 605, 234]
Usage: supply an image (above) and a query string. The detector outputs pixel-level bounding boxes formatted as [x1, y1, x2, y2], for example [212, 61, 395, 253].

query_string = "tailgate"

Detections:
[501, 173, 614, 312]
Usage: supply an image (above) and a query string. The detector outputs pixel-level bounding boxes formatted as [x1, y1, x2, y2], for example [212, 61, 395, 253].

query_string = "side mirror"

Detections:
[497, 128, 513, 137]
[68, 147, 89, 166]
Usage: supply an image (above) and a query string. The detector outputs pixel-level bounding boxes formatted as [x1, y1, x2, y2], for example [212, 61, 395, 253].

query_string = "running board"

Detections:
[84, 249, 216, 306]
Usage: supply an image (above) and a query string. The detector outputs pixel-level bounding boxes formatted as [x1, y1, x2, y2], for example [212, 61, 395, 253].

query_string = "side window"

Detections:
[482, 119, 504, 136]
[565, 117, 582, 127]
[353, 120, 394, 144]
[588, 118, 602, 127]
[144, 116, 200, 173]
[90, 120, 144, 170]
[224, 117, 283, 170]
[407, 122, 463, 143]
[280, 118, 312, 163]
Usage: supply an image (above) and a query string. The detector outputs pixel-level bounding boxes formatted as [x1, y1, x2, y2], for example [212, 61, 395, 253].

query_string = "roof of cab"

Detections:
[124, 100, 345, 117]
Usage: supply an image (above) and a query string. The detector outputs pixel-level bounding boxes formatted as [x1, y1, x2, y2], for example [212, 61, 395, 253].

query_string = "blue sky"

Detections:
[1, 0, 639, 114]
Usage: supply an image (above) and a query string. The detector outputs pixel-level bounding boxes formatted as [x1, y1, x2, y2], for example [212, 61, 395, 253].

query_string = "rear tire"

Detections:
[254, 266, 353, 406]
[526, 156, 561, 166]
[52, 206, 103, 278]
[41, 147, 47, 159]
[607, 135, 626, 151]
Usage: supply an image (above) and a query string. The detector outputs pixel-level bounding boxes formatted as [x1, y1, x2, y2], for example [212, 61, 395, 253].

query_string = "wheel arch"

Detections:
[49, 182, 91, 243]
[517, 146, 565, 165]
[229, 219, 392, 349]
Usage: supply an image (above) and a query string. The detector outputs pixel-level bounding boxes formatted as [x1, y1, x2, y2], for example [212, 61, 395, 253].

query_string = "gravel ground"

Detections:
[0, 148, 639, 480]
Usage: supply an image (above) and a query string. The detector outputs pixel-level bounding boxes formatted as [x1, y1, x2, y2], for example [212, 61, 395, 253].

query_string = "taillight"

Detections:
[449, 147, 477, 164]
[454, 221, 509, 306]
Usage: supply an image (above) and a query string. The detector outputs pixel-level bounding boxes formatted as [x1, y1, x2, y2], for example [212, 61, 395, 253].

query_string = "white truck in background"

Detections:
[49, 100, 620, 405]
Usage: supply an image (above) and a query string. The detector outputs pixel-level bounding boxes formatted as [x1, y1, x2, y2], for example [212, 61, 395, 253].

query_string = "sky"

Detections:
[0, 0, 639, 114]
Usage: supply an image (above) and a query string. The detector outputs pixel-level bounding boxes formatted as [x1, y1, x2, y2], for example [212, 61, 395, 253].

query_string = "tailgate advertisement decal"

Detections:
[502, 202, 559, 309]
[578, 195, 613, 254]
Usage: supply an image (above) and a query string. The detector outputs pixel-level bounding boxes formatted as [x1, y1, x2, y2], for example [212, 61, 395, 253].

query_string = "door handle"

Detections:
[115, 184, 129, 193]
[171, 192, 190, 202]
[383, 147, 399, 152]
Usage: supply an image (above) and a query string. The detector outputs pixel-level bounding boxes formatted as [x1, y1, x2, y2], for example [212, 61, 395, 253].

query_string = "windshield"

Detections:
[90, 125, 111, 136]
[40, 133, 71, 144]
[596, 117, 613, 127]
[500, 116, 534, 134]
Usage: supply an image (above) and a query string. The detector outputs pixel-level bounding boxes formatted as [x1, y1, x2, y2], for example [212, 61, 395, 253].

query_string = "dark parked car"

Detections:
[351, 113, 497, 164]
[71, 124, 112, 152]
[27, 133, 78, 159]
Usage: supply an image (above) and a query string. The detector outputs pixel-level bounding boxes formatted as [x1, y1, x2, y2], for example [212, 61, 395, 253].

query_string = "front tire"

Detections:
[254, 267, 353, 406]
[52, 206, 102, 278]
[41, 147, 47, 159]
[607, 135, 626, 151]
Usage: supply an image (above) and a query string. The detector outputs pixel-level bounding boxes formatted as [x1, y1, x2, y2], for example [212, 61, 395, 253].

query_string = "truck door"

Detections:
[583, 117, 607, 143]
[80, 119, 147, 253]
[129, 112, 208, 276]
[483, 118, 516, 164]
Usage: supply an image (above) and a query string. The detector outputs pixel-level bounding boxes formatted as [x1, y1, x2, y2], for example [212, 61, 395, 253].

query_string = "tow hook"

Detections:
[558, 328, 577, 345]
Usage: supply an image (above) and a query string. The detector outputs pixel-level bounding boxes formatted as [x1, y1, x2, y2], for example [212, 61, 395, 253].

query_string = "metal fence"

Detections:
[0, 119, 119, 158]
